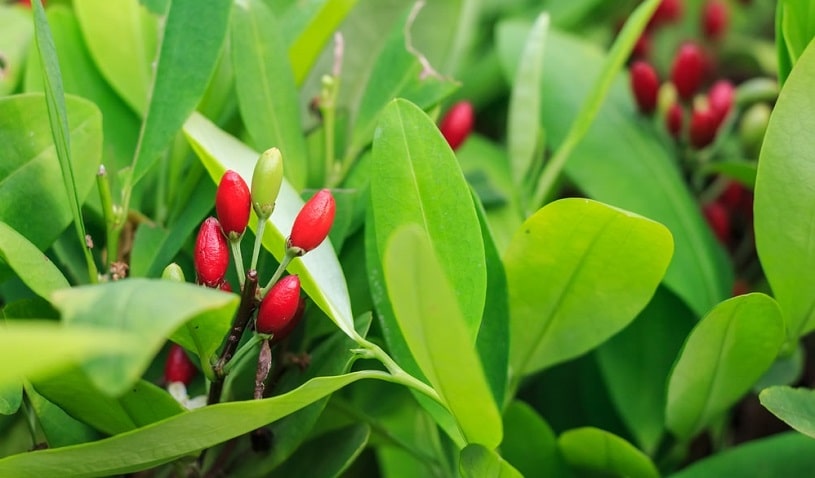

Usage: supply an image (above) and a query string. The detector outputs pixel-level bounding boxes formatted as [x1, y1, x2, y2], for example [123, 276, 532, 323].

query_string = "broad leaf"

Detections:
[754, 38, 815, 339]
[23, 382, 100, 448]
[505, 198, 673, 382]
[502, 401, 571, 477]
[384, 225, 502, 448]
[460, 444, 523, 478]
[760, 386, 815, 438]
[0, 222, 69, 300]
[558, 427, 659, 478]
[666, 294, 785, 440]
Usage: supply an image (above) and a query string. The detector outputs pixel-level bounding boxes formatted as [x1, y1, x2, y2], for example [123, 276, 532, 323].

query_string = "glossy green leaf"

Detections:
[502, 401, 571, 478]
[666, 294, 785, 440]
[0, 222, 69, 300]
[497, 27, 732, 318]
[778, 0, 815, 84]
[558, 427, 659, 478]
[0, 94, 101, 251]
[596, 287, 696, 455]
[274, 424, 370, 478]
[33, 368, 184, 436]
[507, 12, 548, 190]
[759, 386, 815, 438]
[23, 382, 100, 448]
[460, 444, 523, 478]
[231, 0, 307, 190]
[0, 371, 389, 476]
[129, 0, 231, 185]
[0, 6, 33, 96]
[505, 198, 673, 381]
[73, 0, 157, 113]
[669, 432, 815, 478]
[371, 98, 486, 340]
[0, 321, 136, 389]
[52, 279, 238, 395]
[383, 225, 501, 448]
[755, 39, 815, 340]
[0, 381, 22, 416]
[183, 112, 358, 341]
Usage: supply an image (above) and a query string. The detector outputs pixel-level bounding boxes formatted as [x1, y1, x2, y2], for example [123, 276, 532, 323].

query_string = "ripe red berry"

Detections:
[671, 43, 706, 101]
[439, 101, 474, 151]
[649, 0, 683, 29]
[689, 106, 717, 149]
[164, 344, 197, 385]
[703, 202, 730, 245]
[257, 275, 301, 336]
[630, 61, 660, 115]
[707, 80, 734, 128]
[215, 170, 251, 239]
[632, 33, 652, 60]
[288, 189, 336, 254]
[194, 217, 229, 287]
[665, 103, 684, 139]
[271, 297, 306, 344]
[702, 0, 728, 42]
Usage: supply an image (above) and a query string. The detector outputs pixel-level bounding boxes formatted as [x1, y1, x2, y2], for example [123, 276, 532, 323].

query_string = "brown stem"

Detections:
[254, 339, 272, 400]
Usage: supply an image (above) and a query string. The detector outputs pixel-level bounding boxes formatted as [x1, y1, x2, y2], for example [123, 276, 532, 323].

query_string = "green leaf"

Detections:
[0, 222, 69, 300]
[0, 6, 33, 96]
[371, 99, 486, 340]
[666, 294, 785, 440]
[23, 382, 100, 448]
[52, 279, 238, 396]
[460, 444, 523, 478]
[596, 287, 696, 455]
[274, 424, 370, 478]
[502, 401, 571, 478]
[383, 225, 501, 448]
[558, 427, 659, 478]
[183, 112, 358, 341]
[668, 432, 815, 478]
[0, 371, 389, 476]
[507, 12, 548, 190]
[505, 198, 673, 381]
[0, 381, 22, 416]
[759, 386, 815, 438]
[755, 38, 815, 340]
[779, 1, 815, 74]
[231, 0, 308, 190]
[129, 0, 231, 185]
[73, 0, 157, 114]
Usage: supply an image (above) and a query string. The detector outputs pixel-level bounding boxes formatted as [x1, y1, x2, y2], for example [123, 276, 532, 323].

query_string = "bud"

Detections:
[256, 275, 301, 336]
[702, 202, 730, 245]
[702, 0, 728, 42]
[665, 103, 684, 140]
[161, 263, 185, 283]
[630, 61, 660, 115]
[708, 80, 734, 127]
[251, 148, 284, 219]
[689, 106, 717, 149]
[216, 170, 251, 240]
[287, 189, 336, 255]
[439, 101, 474, 151]
[194, 217, 229, 287]
[671, 43, 705, 101]
[739, 102, 771, 158]
[164, 344, 197, 385]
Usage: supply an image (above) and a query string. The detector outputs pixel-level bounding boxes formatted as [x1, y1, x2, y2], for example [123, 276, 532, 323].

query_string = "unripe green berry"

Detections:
[162, 263, 186, 282]
[251, 148, 284, 219]
[739, 102, 771, 158]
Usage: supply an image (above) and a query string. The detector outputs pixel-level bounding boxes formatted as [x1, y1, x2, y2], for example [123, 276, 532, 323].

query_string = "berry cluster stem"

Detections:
[261, 250, 295, 296]
[229, 239, 246, 290]
[250, 218, 268, 271]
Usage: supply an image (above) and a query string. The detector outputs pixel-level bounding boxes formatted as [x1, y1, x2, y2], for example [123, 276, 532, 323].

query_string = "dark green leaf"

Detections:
[274, 424, 370, 478]
[558, 427, 659, 478]
[23, 382, 100, 448]
[502, 400, 571, 477]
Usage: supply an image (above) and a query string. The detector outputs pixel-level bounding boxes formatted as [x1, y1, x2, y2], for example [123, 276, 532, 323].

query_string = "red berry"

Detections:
[288, 189, 336, 254]
[671, 43, 706, 101]
[703, 202, 730, 245]
[257, 275, 301, 336]
[220, 280, 233, 293]
[702, 0, 729, 42]
[439, 101, 474, 151]
[215, 170, 251, 239]
[708, 80, 734, 128]
[632, 33, 652, 60]
[629, 61, 660, 115]
[689, 106, 717, 149]
[666, 103, 684, 139]
[164, 344, 197, 385]
[649, 0, 683, 29]
[271, 297, 306, 344]
[719, 181, 745, 211]
[194, 217, 229, 287]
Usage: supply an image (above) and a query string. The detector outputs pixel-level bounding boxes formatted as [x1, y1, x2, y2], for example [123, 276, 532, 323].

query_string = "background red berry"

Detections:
[703, 201, 731, 245]
[666, 103, 684, 139]
[630, 61, 660, 115]
[708, 80, 734, 127]
[689, 106, 717, 149]
[671, 43, 706, 101]
[702, 0, 729, 41]
[439, 101, 474, 151]
[164, 344, 197, 385]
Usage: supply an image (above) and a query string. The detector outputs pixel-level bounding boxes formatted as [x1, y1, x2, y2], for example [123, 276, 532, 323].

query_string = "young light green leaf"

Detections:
[183, 112, 357, 341]
[384, 224, 502, 448]
[52, 279, 238, 396]
[759, 386, 815, 438]
[128, 0, 231, 185]
[558, 427, 659, 478]
[0, 222, 69, 300]
[505, 198, 673, 382]
[755, 38, 815, 340]
[507, 12, 548, 191]
[231, 0, 307, 190]
[666, 294, 785, 440]
[460, 444, 523, 478]
[0, 6, 33, 95]
[502, 401, 571, 477]
[371, 98, 486, 341]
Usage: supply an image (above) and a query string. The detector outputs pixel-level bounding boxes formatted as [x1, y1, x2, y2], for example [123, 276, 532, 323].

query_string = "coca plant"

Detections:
[0, 0, 812, 476]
